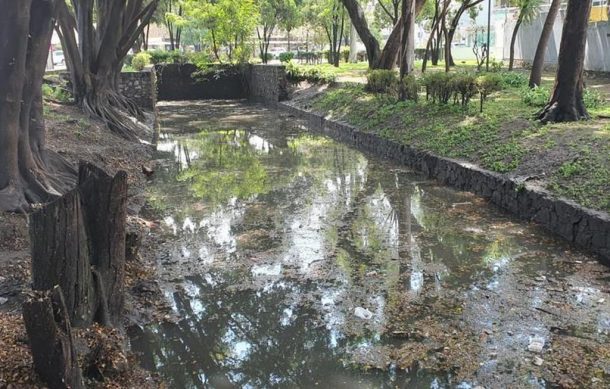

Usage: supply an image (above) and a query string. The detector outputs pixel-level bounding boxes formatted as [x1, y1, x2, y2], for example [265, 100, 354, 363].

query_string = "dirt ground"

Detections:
[0, 102, 169, 387]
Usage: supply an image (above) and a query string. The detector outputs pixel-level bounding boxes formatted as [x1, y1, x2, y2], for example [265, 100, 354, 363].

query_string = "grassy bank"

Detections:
[293, 78, 610, 213]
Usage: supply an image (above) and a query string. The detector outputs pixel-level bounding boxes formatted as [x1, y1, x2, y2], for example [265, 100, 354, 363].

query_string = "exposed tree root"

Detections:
[538, 101, 590, 124]
[82, 92, 150, 141]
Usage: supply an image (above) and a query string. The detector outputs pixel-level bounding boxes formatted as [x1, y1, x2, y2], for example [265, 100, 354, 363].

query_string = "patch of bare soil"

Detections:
[0, 102, 168, 388]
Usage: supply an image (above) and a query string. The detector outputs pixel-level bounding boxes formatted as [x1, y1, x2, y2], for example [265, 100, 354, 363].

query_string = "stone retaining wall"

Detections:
[155, 64, 247, 101]
[279, 103, 610, 265]
[246, 64, 288, 104]
[119, 71, 156, 109]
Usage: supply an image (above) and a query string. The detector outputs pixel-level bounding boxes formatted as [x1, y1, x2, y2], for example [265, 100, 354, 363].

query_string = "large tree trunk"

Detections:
[341, 0, 426, 69]
[538, 0, 592, 123]
[57, 0, 158, 140]
[508, 11, 525, 71]
[529, 0, 561, 87]
[0, 0, 76, 213]
[399, 0, 416, 81]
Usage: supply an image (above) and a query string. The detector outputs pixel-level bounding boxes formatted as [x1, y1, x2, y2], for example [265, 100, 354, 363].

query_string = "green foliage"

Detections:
[285, 60, 336, 84]
[366, 69, 398, 94]
[148, 50, 173, 64]
[341, 48, 350, 63]
[279, 52, 295, 63]
[476, 73, 504, 112]
[421, 72, 452, 103]
[132, 52, 152, 71]
[490, 59, 504, 72]
[449, 72, 477, 108]
[398, 75, 419, 102]
[498, 71, 527, 87]
[260, 52, 273, 62]
[583, 88, 604, 109]
[42, 83, 71, 103]
[521, 85, 550, 107]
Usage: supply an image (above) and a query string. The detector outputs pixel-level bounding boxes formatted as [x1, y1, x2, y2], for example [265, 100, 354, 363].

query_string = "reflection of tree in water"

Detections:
[130, 272, 363, 388]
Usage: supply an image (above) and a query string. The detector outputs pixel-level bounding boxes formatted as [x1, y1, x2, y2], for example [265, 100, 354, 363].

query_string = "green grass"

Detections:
[304, 79, 610, 213]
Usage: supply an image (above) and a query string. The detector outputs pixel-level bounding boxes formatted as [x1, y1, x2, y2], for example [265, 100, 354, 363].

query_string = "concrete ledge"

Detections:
[279, 102, 610, 265]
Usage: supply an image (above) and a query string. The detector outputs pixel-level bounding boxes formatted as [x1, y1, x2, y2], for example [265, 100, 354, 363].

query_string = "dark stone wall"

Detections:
[246, 64, 288, 105]
[155, 64, 247, 101]
[279, 103, 610, 265]
[119, 70, 156, 109]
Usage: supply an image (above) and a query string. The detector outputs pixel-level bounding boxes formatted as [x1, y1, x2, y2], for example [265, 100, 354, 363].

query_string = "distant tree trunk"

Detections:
[508, 9, 525, 70]
[56, 0, 159, 140]
[341, 0, 426, 69]
[529, 0, 561, 87]
[349, 22, 358, 62]
[399, 0, 415, 100]
[0, 0, 76, 212]
[287, 29, 291, 52]
[446, 0, 484, 67]
[538, 0, 592, 123]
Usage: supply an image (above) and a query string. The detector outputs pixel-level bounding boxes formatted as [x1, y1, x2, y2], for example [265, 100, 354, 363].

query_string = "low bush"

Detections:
[366, 69, 398, 93]
[341, 48, 350, 63]
[498, 71, 527, 88]
[42, 83, 71, 103]
[261, 52, 273, 62]
[476, 73, 504, 112]
[583, 88, 604, 109]
[285, 61, 336, 84]
[132, 52, 152, 71]
[521, 85, 550, 107]
[450, 72, 477, 108]
[148, 49, 172, 64]
[279, 52, 295, 63]
[398, 75, 419, 101]
[421, 72, 452, 103]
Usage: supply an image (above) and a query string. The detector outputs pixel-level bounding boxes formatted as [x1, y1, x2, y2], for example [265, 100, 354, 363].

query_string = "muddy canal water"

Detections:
[131, 101, 610, 388]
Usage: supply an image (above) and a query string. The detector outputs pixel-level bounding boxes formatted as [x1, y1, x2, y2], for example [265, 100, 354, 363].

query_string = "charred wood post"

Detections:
[22, 286, 85, 389]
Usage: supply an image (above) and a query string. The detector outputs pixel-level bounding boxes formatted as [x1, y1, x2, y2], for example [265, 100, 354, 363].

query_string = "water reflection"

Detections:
[134, 102, 610, 388]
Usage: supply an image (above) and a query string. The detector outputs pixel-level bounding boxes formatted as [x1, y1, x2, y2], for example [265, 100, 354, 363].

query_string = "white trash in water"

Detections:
[354, 307, 373, 320]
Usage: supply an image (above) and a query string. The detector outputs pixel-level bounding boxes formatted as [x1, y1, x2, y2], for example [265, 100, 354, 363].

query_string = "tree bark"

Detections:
[508, 10, 525, 70]
[529, 0, 561, 87]
[30, 162, 128, 327]
[0, 0, 76, 212]
[23, 287, 84, 389]
[341, 0, 426, 69]
[57, 0, 159, 140]
[538, 0, 592, 123]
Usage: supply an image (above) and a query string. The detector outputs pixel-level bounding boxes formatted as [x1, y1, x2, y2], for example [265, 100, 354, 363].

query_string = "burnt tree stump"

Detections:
[78, 162, 128, 325]
[30, 189, 94, 327]
[29, 162, 128, 327]
[22, 286, 84, 389]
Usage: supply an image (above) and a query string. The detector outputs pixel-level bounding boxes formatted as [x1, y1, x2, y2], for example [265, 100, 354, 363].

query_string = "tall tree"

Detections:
[529, 0, 561, 87]
[163, 0, 185, 51]
[446, 0, 483, 66]
[341, 0, 427, 69]
[538, 0, 592, 123]
[57, 0, 159, 140]
[508, 0, 542, 70]
[257, 0, 295, 63]
[0, 0, 75, 212]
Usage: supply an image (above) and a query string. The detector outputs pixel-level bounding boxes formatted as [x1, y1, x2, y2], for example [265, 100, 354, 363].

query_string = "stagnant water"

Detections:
[130, 101, 610, 388]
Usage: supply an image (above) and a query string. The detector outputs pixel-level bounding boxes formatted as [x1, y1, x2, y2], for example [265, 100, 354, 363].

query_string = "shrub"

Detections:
[583, 88, 604, 109]
[421, 72, 452, 103]
[148, 49, 171, 64]
[398, 75, 419, 101]
[521, 85, 550, 107]
[42, 83, 71, 103]
[285, 61, 336, 84]
[279, 52, 295, 63]
[490, 59, 503, 72]
[132, 52, 152, 71]
[124, 54, 134, 66]
[498, 71, 527, 88]
[366, 69, 398, 93]
[450, 72, 477, 108]
[476, 73, 504, 112]
[341, 48, 350, 63]
[260, 52, 273, 62]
